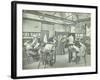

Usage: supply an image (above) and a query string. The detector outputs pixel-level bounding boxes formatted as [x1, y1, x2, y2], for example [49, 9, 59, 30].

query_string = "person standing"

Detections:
[79, 42, 86, 64]
[67, 34, 74, 63]
[68, 34, 74, 45]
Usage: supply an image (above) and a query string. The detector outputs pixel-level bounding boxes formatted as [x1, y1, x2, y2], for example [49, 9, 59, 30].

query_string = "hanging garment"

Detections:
[43, 34, 48, 43]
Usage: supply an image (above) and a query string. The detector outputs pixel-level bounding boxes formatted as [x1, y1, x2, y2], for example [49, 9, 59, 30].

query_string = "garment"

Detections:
[44, 44, 53, 51]
[24, 40, 37, 56]
[68, 44, 80, 62]
[72, 45, 80, 57]
[73, 45, 80, 52]
[31, 37, 37, 46]
[68, 35, 74, 44]
[43, 34, 48, 43]
[79, 43, 86, 56]
[25, 43, 33, 56]
[34, 43, 40, 49]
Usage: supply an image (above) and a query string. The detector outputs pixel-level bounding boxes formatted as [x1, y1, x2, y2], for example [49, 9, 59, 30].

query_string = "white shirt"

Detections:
[34, 43, 40, 49]
[68, 35, 74, 44]
[44, 44, 53, 51]
[73, 45, 80, 52]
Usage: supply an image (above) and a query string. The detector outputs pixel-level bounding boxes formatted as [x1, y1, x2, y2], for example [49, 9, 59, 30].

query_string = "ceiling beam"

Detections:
[23, 10, 75, 23]
[23, 10, 90, 25]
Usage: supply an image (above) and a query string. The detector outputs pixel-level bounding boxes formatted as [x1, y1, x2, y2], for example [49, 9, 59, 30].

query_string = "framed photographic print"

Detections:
[11, 1, 98, 79]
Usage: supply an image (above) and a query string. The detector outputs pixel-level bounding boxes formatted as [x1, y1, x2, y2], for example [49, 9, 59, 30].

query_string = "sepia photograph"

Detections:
[11, 1, 97, 79]
[22, 10, 91, 69]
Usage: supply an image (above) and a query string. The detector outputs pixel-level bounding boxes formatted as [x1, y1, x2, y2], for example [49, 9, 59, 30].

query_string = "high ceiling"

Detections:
[39, 11, 90, 21]
[23, 10, 90, 25]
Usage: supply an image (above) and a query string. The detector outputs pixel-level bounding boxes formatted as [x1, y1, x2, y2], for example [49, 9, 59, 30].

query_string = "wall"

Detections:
[54, 24, 65, 32]
[23, 19, 67, 38]
[0, 0, 99, 80]
[23, 19, 41, 32]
